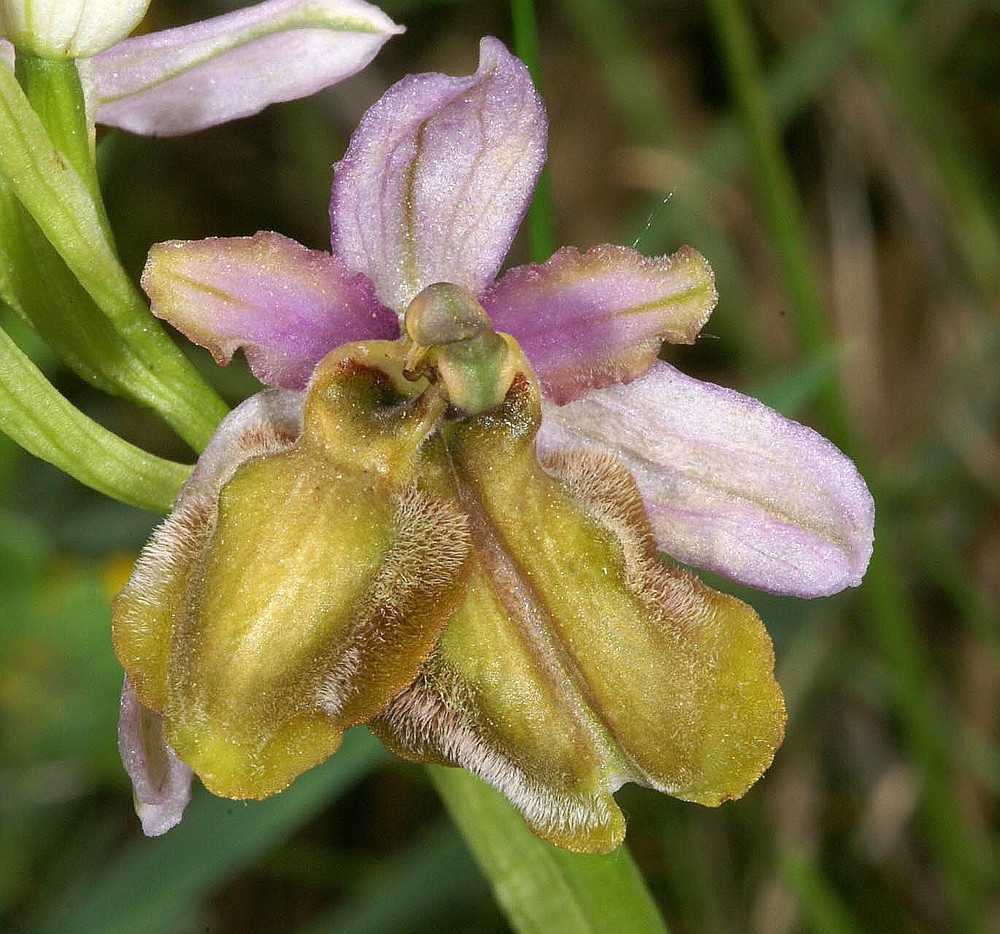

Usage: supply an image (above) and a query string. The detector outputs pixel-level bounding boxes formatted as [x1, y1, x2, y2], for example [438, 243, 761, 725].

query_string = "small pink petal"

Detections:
[117, 677, 192, 836]
[537, 362, 874, 598]
[141, 231, 397, 390]
[330, 36, 546, 313]
[87, 0, 403, 136]
[482, 244, 717, 403]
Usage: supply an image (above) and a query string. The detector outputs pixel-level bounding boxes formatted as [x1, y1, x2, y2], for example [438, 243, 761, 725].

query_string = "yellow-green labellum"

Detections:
[373, 366, 785, 852]
[114, 344, 471, 800]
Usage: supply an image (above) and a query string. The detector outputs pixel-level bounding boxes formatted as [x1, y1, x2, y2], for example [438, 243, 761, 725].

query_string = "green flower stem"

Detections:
[14, 53, 103, 215]
[429, 765, 669, 934]
[0, 61, 228, 450]
[705, 1, 992, 930]
[0, 324, 189, 512]
[510, 0, 555, 263]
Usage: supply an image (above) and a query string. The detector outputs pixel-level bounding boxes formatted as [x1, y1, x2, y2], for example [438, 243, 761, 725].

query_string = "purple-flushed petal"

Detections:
[0, 39, 13, 70]
[536, 361, 874, 597]
[481, 244, 717, 404]
[330, 36, 545, 314]
[85, 0, 402, 136]
[141, 231, 397, 390]
[117, 676, 192, 836]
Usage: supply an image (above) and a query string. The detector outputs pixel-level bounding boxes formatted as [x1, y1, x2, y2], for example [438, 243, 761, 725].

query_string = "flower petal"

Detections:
[372, 366, 784, 853]
[142, 232, 397, 390]
[86, 0, 402, 136]
[537, 362, 875, 597]
[482, 244, 717, 403]
[330, 36, 545, 313]
[117, 676, 192, 836]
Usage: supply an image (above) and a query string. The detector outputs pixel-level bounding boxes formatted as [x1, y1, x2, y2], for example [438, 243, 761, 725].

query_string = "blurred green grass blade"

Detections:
[302, 821, 491, 934]
[863, 526, 996, 934]
[0, 325, 190, 512]
[639, 0, 916, 257]
[654, 803, 729, 934]
[706, 2, 994, 930]
[780, 850, 864, 934]
[557, 0, 676, 146]
[705, 0, 832, 366]
[429, 766, 668, 934]
[747, 350, 839, 418]
[30, 730, 390, 934]
[557, 0, 755, 362]
[511, 0, 555, 262]
[702, 0, 918, 180]
[863, 24, 999, 295]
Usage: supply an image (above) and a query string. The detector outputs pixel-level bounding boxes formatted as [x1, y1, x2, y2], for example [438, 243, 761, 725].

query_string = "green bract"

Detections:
[115, 284, 784, 849]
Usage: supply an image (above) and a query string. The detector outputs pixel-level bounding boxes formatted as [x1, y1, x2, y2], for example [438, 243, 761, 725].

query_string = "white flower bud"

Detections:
[0, 0, 150, 58]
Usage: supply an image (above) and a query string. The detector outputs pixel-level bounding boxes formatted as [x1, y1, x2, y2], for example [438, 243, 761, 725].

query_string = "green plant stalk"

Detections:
[0, 325, 189, 512]
[430, 766, 669, 934]
[14, 55, 102, 213]
[705, 0, 991, 930]
[0, 57, 227, 450]
[510, 0, 555, 263]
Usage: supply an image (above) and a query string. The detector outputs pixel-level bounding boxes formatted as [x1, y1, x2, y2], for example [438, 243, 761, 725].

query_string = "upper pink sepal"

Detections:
[537, 361, 875, 597]
[87, 0, 403, 136]
[330, 36, 546, 313]
[482, 244, 717, 404]
[117, 676, 193, 836]
[141, 231, 397, 390]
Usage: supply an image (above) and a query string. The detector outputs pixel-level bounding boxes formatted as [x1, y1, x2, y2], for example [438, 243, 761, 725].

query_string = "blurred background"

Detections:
[1, 0, 996, 931]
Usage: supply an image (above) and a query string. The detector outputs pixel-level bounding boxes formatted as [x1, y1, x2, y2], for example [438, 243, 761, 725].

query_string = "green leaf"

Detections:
[429, 766, 669, 934]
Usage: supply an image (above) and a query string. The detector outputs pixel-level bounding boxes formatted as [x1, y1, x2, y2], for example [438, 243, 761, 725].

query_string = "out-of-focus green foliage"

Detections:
[0, 1, 995, 932]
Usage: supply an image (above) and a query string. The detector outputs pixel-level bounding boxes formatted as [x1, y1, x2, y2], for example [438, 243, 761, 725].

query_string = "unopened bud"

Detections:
[0, 0, 150, 57]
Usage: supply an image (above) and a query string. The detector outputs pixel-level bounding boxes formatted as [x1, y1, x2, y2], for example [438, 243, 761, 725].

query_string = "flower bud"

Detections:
[0, 0, 149, 58]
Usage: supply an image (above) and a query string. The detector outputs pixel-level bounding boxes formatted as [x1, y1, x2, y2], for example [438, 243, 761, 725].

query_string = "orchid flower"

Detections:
[1, 0, 403, 136]
[116, 38, 874, 850]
